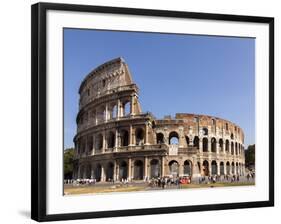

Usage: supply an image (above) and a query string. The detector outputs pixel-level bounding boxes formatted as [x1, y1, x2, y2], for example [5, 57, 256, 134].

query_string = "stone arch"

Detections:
[183, 160, 192, 176]
[119, 161, 128, 180]
[185, 136, 190, 146]
[96, 133, 103, 151]
[219, 139, 223, 152]
[150, 159, 160, 178]
[107, 131, 115, 148]
[193, 136, 199, 149]
[220, 161, 224, 175]
[226, 161, 230, 175]
[235, 142, 238, 155]
[95, 163, 102, 182]
[231, 162, 235, 174]
[169, 160, 179, 177]
[225, 140, 230, 153]
[135, 128, 145, 145]
[211, 160, 217, 175]
[156, 133, 164, 144]
[211, 138, 216, 153]
[133, 160, 144, 180]
[203, 127, 208, 136]
[106, 162, 114, 181]
[169, 131, 179, 145]
[120, 129, 129, 146]
[122, 100, 130, 117]
[231, 142, 234, 155]
[203, 137, 208, 152]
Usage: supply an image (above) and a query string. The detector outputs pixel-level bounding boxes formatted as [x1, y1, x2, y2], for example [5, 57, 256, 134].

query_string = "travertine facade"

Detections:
[73, 57, 246, 181]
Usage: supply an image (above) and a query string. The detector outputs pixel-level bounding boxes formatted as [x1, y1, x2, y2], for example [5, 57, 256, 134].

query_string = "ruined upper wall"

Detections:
[79, 57, 135, 107]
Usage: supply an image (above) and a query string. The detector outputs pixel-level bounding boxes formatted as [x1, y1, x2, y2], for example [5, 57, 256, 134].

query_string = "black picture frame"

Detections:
[31, 2, 274, 222]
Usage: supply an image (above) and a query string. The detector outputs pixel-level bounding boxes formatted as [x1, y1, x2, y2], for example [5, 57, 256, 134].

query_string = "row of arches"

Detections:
[156, 132, 244, 155]
[77, 127, 145, 154]
[78, 159, 162, 181]
[77, 159, 245, 181]
[78, 100, 131, 126]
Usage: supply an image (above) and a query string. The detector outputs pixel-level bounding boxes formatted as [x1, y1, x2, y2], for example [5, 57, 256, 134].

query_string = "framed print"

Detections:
[31, 2, 274, 222]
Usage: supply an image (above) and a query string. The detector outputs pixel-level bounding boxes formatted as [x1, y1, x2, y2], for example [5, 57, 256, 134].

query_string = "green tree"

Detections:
[64, 148, 74, 179]
[245, 144, 255, 167]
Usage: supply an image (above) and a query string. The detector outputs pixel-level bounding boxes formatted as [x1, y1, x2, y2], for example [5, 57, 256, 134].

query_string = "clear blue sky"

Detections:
[64, 28, 255, 149]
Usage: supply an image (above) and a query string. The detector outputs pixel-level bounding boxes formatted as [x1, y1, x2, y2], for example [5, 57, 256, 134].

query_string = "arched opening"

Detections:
[95, 164, 102, 182]
[230, 133, 234, 139]
[123, 101, 130, 117]
[156, 133, 164, 144]
[231, 142, 234, 155]
[193, 136, 199, 149]
[202, 160, 209, 176]
[235, 142, 238, 155]
[135, 128, 144, 146]
[119, 161, 128, 180]
[203, 137, 208, 152]
[203, 127, 208, 136]
[211, 138, 216, 152]
[226, 162, 230, 175]
[107, 131, 115, 148]
[169, 132, 179, 145]
[106, 162, 114, 181]
[183, 160, 192, 176]
[150, 159, 160, 178]
[219, 139, 223, 152]
[120, 129, 129, 146]
[96, 134, 103, 151]
[220, 162, 224, 175]
[211, 160, 217, 175]
[169, 160, 179, 177]
[236, 162, 239, 175]
[133, 160, 143, 180]
[111, 104, 118, 119]
[185, 136, 190, 146]
[96, 106, 106, 124]
[225, 140, 229, 153]
[231, 162, 235, 174]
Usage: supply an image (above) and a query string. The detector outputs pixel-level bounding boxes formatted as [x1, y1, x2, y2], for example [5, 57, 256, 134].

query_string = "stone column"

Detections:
[95, 110, 98, 125]
[130, 94, 135, 116]
[113, 160, 117, 181]
[199, 138, 203, 153]
[144, 157, 148, 180]
[208, 138, 211, 153]
[128, 158, 132, 181]
[216, 139, 219, 154]
[102, 130, 106, 153]
[234, 162, 237, 175]
[115, 161, 119, 181]
[91, 135, 95, 155]
[224, 161, 227, 175]
[91, 165, 95, 179]
[105, 103, 108, 122]
[217, 162, 220, 175]
[129, 125, 133, 146]
[101, 165, 105, 182]
[209, 160, 212, 176]
[223, 141, 226, 154]
[161, 157, 165, 177]
[117, 99, 121, 118]
[114, 129, 119, 151]
[144, 122, 149, 145]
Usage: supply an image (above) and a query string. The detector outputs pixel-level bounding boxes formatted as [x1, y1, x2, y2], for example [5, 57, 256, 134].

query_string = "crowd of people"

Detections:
[64, 172, 255, 187]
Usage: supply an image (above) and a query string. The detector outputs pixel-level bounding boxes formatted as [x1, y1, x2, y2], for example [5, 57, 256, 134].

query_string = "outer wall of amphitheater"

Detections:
[73, 57, 246, 182]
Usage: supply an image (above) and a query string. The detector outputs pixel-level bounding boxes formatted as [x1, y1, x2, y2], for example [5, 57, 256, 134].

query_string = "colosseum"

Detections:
[73, 57, 246, 182]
